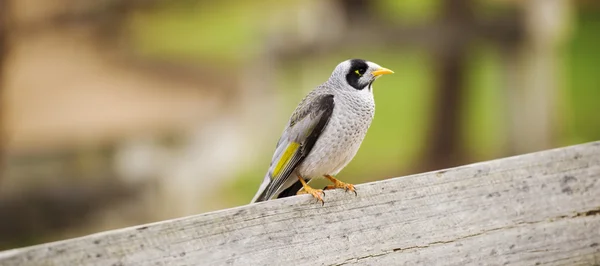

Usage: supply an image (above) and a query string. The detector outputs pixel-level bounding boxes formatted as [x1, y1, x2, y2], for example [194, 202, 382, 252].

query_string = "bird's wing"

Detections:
[251, 93, 335, 202]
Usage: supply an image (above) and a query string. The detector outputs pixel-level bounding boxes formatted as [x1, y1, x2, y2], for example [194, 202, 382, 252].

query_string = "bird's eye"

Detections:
[354, 68, 366, 77]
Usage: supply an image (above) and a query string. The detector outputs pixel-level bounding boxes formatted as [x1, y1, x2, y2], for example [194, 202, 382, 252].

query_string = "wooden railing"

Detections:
[1, 141, 599, 265]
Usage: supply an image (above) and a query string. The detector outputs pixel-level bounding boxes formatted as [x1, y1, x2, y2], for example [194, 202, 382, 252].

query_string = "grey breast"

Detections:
[297, 88, 375, 177]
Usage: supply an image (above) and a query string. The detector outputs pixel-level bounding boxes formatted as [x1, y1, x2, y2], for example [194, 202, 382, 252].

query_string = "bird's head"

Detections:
[329, 59, 394, 91]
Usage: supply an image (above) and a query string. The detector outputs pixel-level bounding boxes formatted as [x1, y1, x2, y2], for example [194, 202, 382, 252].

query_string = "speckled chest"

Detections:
[298, 92, 375, 177]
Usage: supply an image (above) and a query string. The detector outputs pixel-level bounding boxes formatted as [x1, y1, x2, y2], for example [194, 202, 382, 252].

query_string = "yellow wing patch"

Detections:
[272, 142, 300, 178]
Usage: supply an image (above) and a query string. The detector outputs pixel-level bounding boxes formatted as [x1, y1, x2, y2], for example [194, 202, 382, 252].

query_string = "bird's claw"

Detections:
[298, 187, 325, 205]
[324, 181, 357, 196]
[311, 189, 325, 205]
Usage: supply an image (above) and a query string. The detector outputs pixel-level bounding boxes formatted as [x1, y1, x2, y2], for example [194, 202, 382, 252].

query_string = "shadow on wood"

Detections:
[0, 141, 599, 265]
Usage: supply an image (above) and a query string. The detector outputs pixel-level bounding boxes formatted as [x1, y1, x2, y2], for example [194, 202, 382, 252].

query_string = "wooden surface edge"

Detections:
[0, 141, 598, 265]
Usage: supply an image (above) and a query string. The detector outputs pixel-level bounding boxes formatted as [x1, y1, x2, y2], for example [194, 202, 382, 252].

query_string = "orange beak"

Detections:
[372, 67, 394, 77]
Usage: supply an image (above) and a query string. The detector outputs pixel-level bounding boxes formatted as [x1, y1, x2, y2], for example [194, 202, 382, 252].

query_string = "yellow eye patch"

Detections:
[355, 70, 362, 76]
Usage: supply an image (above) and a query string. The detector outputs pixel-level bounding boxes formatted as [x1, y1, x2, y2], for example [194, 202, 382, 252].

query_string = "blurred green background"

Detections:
[0, 0, 598, 250]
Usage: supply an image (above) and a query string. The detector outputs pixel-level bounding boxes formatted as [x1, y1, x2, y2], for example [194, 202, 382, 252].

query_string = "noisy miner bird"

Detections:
[251, 59, 393, 204]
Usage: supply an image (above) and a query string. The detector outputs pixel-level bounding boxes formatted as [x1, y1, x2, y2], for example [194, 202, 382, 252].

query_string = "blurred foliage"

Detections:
[566, 10, 600, 144]
[128, 0, 291, 63]
[463, 45, 506, 159]
[375, 0, 440, 23]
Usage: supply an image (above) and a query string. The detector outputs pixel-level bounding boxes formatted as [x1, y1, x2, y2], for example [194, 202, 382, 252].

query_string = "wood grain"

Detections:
[1, 141, 599, 266]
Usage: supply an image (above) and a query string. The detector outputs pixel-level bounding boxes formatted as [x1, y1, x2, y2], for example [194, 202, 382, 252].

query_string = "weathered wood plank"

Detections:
[1, 141, 599, 266]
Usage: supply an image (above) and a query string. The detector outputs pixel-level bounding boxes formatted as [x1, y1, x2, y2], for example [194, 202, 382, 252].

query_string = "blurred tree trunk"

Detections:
[421, 0, 472, 170]
[338, 0, 373, 25]
[503, 0, 570, 154]
[0, 0, 8, 180]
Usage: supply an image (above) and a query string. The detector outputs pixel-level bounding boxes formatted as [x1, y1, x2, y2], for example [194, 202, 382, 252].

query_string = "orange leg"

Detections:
[296, 174, 325, 205]
[323, 175, 357, 196]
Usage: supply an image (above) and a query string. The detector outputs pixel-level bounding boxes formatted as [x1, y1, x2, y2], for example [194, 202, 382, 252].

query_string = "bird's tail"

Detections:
[251, 174, 308, 203]
[250, 173, 272, 203]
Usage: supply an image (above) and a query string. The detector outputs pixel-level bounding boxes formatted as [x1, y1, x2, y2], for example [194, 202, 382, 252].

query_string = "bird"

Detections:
[251, 59, 393, 204]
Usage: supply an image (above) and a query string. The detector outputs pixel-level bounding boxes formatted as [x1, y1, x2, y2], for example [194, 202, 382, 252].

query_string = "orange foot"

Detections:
[296, 174, 325, 205]
[323, 175, 357, 196]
